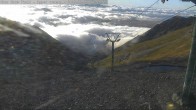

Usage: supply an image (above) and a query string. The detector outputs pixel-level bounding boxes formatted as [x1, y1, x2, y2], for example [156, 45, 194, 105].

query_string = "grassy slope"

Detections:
[96, 25, 193, 68]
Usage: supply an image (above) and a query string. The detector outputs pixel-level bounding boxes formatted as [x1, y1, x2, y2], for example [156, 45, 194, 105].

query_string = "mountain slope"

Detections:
[0, 17, 87, 75]
[0, 17, 92, 110]
[96, 25, 193, 67]
[130, 16, 194, 44]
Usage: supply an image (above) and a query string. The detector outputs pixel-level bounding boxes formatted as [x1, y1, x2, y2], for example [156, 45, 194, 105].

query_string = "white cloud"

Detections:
[0, 4, 194, 55]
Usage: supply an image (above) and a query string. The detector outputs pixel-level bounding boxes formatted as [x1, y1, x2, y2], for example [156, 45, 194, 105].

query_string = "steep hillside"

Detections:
[130, 16, 194, 44]
[96, 25, 193, 67]
[0, 17, 87, 75]
[0, 17, 89, 109]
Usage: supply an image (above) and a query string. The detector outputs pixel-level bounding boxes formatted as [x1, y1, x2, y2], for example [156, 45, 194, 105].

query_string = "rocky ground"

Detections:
[0, 61, 189, 110]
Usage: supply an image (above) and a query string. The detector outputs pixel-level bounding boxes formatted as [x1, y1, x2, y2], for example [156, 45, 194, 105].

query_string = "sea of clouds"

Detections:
[0, 5, 195, 55]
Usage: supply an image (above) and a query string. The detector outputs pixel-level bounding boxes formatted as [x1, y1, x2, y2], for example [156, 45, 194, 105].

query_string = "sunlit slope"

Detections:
[96, 26, 193, 67]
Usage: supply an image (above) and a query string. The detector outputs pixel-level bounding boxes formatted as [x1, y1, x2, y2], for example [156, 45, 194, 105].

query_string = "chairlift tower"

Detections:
[105, 33, 121, 72]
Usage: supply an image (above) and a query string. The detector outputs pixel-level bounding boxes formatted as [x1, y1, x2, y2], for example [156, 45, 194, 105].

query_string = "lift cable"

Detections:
[158, 4, 196, 24]
[137, 0, 160, 17]
[128, 0, 160, 37]
[134, 4, 196, 37]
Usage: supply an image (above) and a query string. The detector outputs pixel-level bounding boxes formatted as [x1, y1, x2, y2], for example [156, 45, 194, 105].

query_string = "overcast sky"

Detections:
[109, 0, 196, 9]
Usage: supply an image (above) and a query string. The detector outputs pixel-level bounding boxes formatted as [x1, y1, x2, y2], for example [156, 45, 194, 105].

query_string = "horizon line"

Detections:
[0, 0, 108, 4]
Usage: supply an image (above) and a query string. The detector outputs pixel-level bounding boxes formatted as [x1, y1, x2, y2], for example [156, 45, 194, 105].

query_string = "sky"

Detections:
[109, 0, 196, 9]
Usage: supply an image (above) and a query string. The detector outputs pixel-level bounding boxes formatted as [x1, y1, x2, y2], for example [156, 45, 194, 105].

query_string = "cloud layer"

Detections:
[0, 5, 195, 55]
